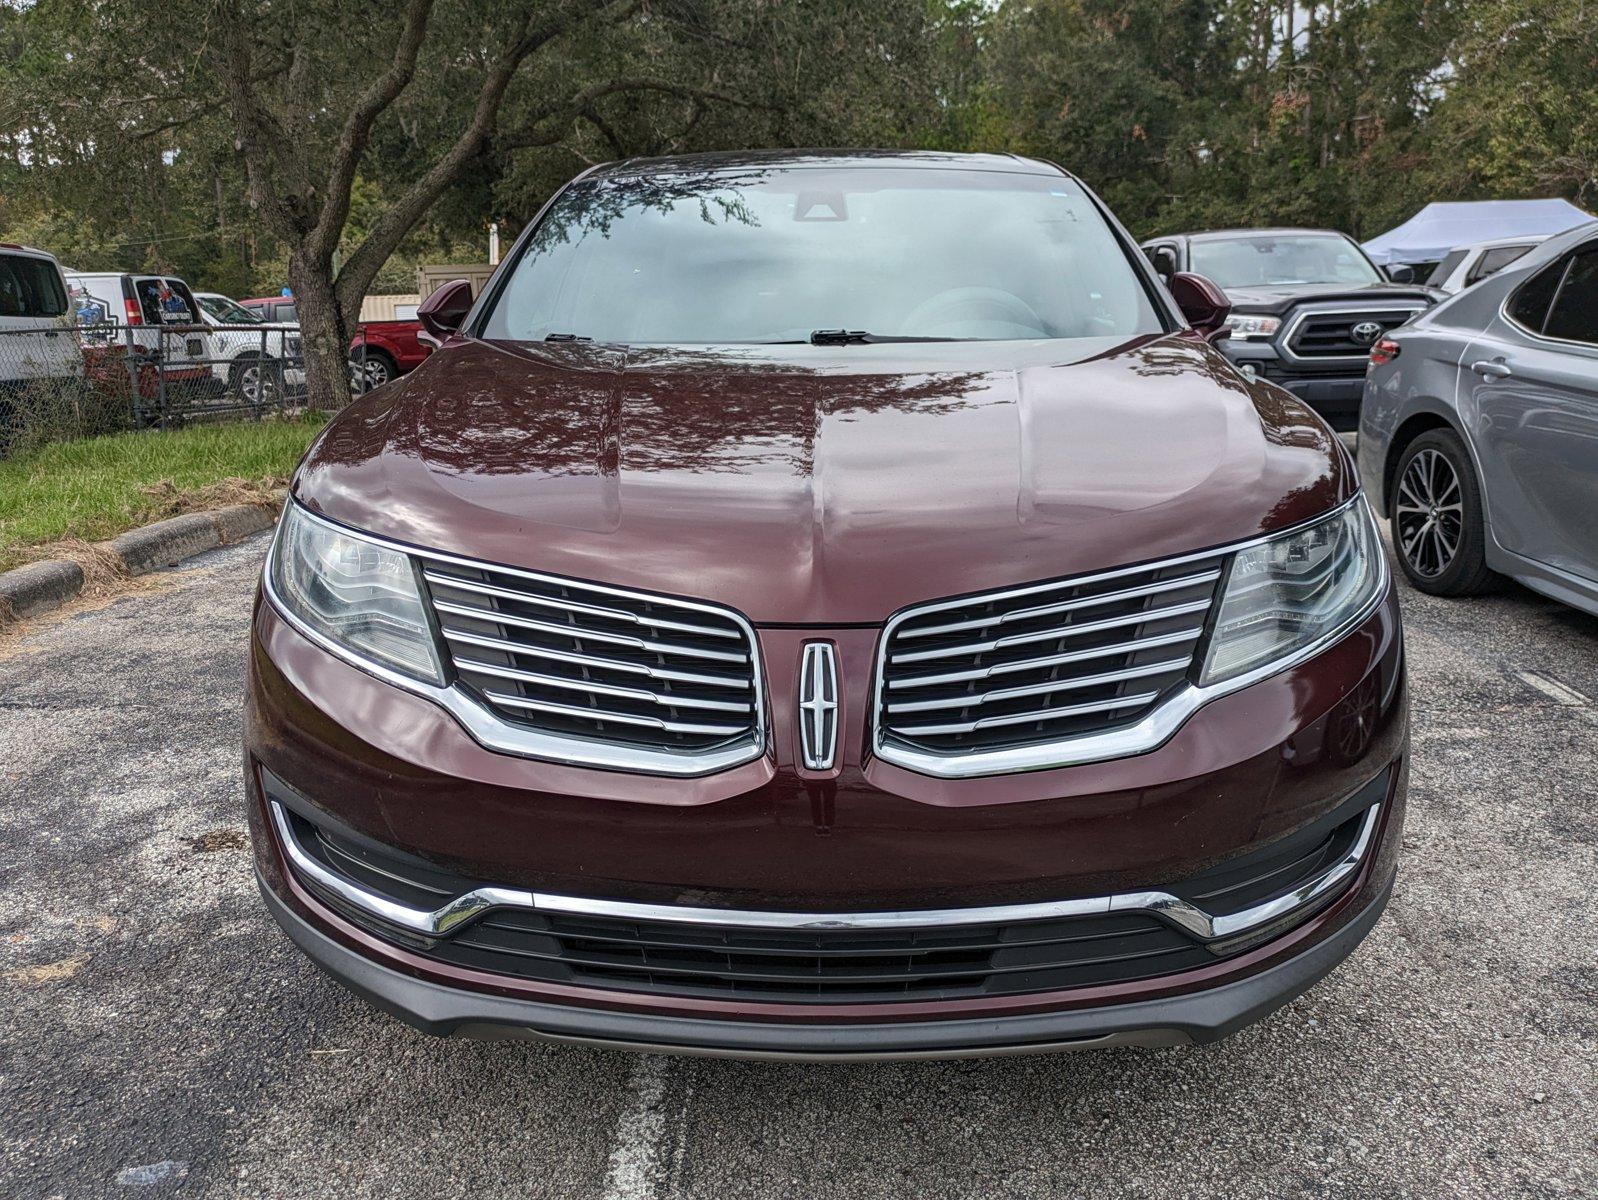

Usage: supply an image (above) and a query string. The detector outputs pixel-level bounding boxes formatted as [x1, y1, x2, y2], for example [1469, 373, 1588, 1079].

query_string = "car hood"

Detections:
[295, 334, 1352, 624]
[1221, 281, 1442, 313]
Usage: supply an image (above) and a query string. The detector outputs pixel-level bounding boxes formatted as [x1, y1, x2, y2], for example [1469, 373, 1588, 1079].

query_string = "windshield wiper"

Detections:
[544, 332, 592, 343]
[808, 329, 966, 345]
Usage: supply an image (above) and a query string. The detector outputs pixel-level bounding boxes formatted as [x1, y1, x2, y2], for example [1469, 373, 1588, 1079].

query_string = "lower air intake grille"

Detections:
[420, 556, 760, 756]
[877, 556, 1225, 759]
[271, 776, 1380, 1006]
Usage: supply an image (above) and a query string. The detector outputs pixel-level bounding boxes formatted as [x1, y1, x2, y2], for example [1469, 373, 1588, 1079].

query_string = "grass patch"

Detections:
[0, 417, 325, 573]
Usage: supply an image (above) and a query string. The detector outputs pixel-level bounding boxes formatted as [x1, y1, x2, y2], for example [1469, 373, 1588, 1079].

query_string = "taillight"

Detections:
[1370, 337, 1400, 366]
[123, 297, 144, 326]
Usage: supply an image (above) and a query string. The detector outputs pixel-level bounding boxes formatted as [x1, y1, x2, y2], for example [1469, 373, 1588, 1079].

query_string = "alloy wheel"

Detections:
[1395, 447, 1463, 578]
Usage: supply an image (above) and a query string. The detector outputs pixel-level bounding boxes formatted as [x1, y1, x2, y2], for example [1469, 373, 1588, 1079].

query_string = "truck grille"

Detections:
[421, 557, 761, 755]
[877, 556, 1225, 759]
[1285, 307, 1423, 359]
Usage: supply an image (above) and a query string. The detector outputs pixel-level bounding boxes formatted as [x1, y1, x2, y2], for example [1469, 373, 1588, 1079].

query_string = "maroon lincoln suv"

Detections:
[246, 151, 1406, 1059]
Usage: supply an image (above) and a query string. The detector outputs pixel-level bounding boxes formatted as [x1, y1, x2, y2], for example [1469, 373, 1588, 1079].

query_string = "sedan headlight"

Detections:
[268, 502, 443, 684]
[1201, 500, 1384, 685]
[1222, 314, 1281, 339]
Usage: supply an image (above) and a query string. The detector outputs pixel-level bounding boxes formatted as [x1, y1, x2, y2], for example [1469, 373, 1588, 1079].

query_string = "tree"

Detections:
[4, 0, 944, 409]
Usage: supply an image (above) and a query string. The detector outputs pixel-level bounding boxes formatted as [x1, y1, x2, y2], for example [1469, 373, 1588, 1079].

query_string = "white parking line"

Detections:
[1515, 670, 1598, 723]
[603, 1055, 675, 1200]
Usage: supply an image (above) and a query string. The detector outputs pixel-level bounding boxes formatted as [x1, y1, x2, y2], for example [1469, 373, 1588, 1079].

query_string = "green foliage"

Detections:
[0, 0, 1592, 299]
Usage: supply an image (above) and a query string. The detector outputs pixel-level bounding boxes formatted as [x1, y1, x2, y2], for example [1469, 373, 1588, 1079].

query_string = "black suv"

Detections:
[1142, 228, 1441, 430]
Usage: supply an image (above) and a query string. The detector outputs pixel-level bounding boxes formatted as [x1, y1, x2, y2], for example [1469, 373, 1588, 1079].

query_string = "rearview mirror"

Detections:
[1384, 263, 1415, 284]
[1168, 272, 1231, 341]
[418, 279, 473, 341]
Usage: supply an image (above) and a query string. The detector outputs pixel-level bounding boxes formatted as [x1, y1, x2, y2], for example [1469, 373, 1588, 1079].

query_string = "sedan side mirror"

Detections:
[418, 279, 474, 341]
[1168, 272, 1231, 341]
[1384, 263, 1415, 284]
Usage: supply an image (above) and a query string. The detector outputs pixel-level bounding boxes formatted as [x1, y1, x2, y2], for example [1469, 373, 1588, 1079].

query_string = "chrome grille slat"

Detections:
[440, 629, 751, 689]
[886, 658, 1192, 714]
[421, 555, 762, 758]
[894, 691, 1162, 737]
[889, 597, 1212, 665]
[878, 554, 1226, 759]
[454, 658, 753, 713]
[423, 569, 741, 640]
[431, 599, 749, 664]
[887, 629, 1204, 689]
[482, 690, 748, 737]
[897, 569, 1221, 640]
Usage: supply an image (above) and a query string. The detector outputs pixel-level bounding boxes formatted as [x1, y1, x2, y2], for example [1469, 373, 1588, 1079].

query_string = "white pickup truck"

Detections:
[194, 292, 304, 402]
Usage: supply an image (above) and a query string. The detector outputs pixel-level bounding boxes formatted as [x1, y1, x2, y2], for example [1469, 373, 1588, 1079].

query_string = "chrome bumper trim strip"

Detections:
[270, 799, 1380, 943]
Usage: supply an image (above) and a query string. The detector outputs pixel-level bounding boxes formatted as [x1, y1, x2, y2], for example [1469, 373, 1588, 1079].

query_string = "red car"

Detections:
[240, 296, 431, 389]
[348, 318, 433, 389]
[246, 152, 1406, 1059]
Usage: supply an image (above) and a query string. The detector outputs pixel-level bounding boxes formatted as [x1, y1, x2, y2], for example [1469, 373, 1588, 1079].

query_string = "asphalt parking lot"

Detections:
[2, 532, 1594, 1199]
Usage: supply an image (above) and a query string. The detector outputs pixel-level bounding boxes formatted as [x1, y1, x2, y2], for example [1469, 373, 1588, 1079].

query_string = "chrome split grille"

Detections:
[421, 558, 760, 755]
[878, 557, 1225, 758]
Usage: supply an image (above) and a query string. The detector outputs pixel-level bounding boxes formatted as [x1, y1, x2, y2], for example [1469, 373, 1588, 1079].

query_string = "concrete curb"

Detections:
[0, 499, 282, 630]
[0, 559, 87, 624]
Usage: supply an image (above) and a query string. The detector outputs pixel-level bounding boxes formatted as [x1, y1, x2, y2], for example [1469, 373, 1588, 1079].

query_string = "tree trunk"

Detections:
[287, 257, 350, 413]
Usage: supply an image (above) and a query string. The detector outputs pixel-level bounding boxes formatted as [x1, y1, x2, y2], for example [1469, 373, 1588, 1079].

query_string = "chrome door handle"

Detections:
[1470, 360, 1512, 380]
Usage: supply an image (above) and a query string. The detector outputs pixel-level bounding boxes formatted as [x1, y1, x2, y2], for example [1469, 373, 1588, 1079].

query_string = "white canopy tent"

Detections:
[1362, 199, 1592, 266]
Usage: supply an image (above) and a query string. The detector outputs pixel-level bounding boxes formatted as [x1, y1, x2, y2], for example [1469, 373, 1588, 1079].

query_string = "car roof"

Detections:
[1170, 228, 1351, 243]
[585, 149, 1063, 179]
[0, 243, 61, 262]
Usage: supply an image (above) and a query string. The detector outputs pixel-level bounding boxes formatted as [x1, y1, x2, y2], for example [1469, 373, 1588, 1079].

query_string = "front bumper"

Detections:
[258, 868, 1393, 1059]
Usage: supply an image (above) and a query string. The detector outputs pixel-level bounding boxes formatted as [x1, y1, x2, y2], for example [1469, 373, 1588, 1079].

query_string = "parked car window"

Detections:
[1467, 244, 1534, 286]
[274, 303, 298, 322]
[1507, 257, 1567, 333]
[1188, 234, 1382, 289]
[484, 168, 1165, 344]
[135, 277, 197, 324]
[1543, 248, 1598, 345]
[198, 294, 264, 324]
[0, 254, 68, 318]
[1426, 249, 1468, 288]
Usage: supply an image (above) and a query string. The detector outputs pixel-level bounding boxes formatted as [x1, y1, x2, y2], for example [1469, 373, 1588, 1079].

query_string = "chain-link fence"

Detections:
[0, 320, 344, 458]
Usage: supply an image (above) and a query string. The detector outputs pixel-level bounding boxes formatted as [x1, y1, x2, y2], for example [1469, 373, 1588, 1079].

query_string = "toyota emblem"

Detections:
[1350, 320, 1384, 346]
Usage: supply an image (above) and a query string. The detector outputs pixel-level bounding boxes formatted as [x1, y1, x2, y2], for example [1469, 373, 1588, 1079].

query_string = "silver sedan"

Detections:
[1359, 221, 1598, 615]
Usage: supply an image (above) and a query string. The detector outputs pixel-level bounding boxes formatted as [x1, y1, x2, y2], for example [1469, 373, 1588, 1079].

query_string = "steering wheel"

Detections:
[901, 287, 1048, 338]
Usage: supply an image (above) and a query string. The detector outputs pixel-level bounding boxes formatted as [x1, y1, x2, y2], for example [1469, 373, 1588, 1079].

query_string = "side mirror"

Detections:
[1384, 263, 1415, 284]
[1168, 271, 1231, 341]
[1149, 247, 1179, 281]
[417, 279, 473, 341]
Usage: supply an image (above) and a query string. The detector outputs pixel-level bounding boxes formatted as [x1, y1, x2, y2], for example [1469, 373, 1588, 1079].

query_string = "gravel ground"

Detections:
[1, 533, 1594, 1199]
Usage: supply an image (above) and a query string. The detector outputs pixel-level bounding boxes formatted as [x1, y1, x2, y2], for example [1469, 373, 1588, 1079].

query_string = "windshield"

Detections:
[481, 167, 1164, 344]
[1189, 234, 1382, 289]
[198, 294, 263, 324]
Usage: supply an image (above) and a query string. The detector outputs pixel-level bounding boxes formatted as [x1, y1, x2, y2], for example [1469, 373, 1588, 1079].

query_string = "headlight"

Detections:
[1222, 314, 1281, 339]
[1200, 500, 1383, 685]
[268, 502, 443, 684]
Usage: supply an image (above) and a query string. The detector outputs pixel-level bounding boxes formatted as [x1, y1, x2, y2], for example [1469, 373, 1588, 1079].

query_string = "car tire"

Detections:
[349, 351, 395, 393]
[230, 355, 277, 406]
[1390, 428, 1496, 596]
